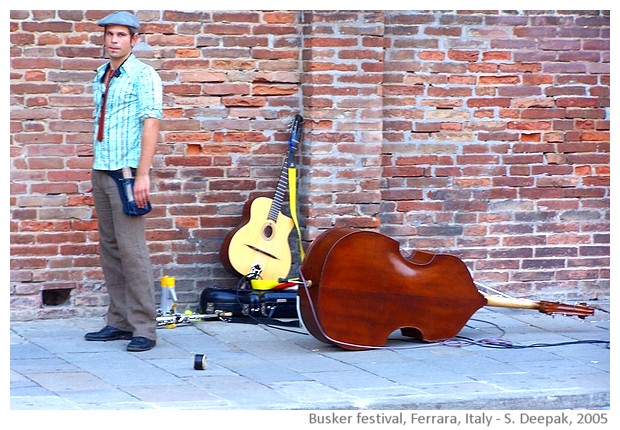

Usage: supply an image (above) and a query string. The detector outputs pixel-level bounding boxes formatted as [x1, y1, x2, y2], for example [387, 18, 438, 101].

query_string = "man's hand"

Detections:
[133, 174, 151, 208]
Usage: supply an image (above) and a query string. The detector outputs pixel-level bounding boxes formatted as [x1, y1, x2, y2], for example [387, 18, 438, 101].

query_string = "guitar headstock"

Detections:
[285, 115, 304, 167]
[538, 300, 595, 319]
[289, 115, 304, 151]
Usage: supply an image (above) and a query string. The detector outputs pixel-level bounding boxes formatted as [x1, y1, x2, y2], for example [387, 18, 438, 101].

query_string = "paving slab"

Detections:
[8, 303, 610, 422]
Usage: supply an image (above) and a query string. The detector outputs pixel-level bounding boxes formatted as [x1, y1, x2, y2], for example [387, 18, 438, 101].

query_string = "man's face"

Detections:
[103, 24, 137, 62]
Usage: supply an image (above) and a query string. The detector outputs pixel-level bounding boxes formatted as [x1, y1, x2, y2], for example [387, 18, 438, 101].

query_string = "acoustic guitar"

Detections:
[298, 227, 595, 350]
[220, 115, 304, 281]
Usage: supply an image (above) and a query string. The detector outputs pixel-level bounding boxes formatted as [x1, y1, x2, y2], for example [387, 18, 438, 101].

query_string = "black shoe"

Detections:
[127, 336, 156, 352]
[84, 325, 133, 342]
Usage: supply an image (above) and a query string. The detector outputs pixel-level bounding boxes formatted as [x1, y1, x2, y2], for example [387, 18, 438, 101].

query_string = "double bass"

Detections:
[297, 227, 595, 350]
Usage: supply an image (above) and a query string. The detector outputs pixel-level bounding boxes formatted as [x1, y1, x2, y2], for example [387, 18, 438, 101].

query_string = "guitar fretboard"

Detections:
[268, 165, 288, 221]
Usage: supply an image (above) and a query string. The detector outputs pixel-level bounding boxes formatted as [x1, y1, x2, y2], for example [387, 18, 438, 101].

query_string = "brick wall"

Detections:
[10, 10, 610, 320]
[378, 11, 610, 299]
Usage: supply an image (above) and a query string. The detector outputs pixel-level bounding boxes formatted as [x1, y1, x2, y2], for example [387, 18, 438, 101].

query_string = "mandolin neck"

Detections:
[482, 293, 595, 318]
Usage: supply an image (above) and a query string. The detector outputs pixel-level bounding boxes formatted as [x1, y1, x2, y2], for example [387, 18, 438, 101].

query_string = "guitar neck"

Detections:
[268, 165, 289, 221]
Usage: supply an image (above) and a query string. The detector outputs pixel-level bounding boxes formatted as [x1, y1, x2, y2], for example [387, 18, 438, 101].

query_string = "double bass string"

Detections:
[297, 268, 508, 351]
[297, 266, 506, 351]
[474, 281, 513, 298]
[297, 268, 610, 351]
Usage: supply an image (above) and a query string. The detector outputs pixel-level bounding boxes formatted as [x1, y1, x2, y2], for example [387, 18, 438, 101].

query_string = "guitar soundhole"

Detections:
[263, 224, 274, 240]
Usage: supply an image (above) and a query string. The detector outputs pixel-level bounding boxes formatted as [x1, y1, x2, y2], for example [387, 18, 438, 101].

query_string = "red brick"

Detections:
[263, 11, 297, 24]
[580, 131, 609, 141]
[22, 21, 73, 32]
[418, 50, 445, 60]
[478, 75, 520, 85]
[448, 50, 479, 61]
[222, 96, 266, 107]
[424, 26, 462, 37]
[467, 98, 511, 108]
[202, 23, 251, 35]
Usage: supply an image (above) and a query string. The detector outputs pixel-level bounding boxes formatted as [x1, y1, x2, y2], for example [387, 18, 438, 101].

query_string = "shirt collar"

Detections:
[98, 53, 135, 82]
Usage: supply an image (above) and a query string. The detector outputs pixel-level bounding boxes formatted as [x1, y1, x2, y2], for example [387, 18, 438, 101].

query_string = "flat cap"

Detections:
[97, 11, 140, 30]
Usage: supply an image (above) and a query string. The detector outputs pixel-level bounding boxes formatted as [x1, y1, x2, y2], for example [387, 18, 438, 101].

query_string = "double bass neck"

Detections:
[482, 293, 595, 318]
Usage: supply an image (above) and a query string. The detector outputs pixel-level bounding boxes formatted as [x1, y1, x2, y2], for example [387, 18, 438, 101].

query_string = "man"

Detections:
[84, 11, 162, 352]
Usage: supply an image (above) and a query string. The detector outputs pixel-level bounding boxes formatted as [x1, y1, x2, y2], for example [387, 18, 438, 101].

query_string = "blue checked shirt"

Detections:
[92, 54, 162, 171]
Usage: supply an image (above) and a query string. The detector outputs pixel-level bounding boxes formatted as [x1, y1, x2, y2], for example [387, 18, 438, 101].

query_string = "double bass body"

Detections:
[298, 227, 487, 350]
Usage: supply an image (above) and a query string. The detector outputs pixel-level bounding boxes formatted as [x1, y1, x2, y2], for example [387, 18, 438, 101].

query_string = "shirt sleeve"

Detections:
[92, 68, 105, 118]
[137, 66, 163, 120]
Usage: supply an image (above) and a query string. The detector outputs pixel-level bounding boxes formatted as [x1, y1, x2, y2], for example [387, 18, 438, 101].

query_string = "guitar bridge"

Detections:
[248, 264, 263, 280]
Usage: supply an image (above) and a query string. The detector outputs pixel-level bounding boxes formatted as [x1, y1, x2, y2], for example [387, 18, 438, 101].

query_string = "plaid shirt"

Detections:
[92, 54, 162, 171]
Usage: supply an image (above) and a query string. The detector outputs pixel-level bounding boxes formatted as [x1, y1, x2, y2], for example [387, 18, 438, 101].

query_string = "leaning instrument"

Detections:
[219, 115, 303, 281]
[297, 227, 595, 350]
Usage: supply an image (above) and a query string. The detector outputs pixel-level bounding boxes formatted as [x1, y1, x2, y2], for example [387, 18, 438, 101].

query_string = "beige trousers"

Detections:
[92, 169, 156, 340]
